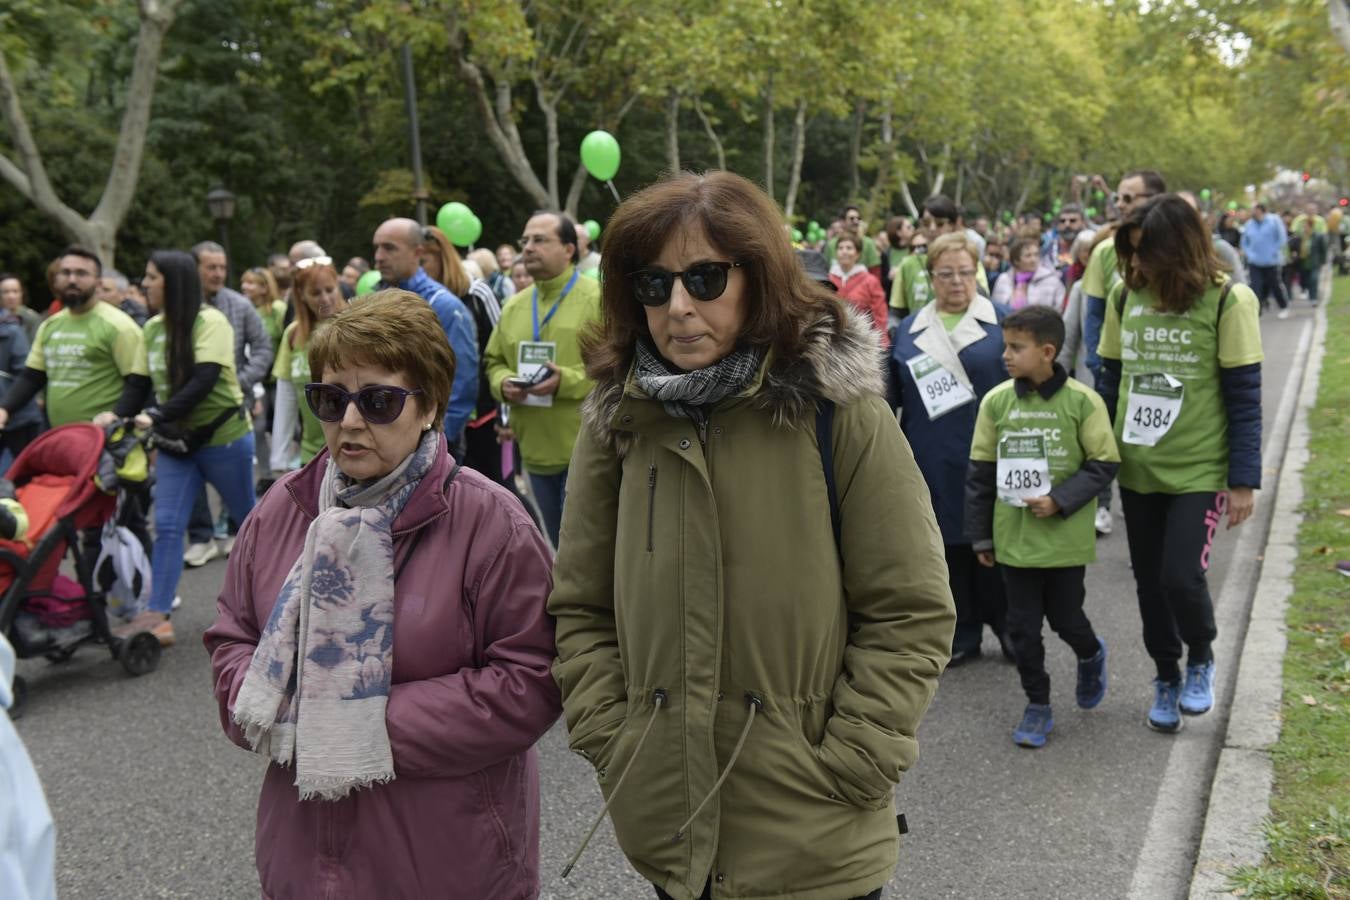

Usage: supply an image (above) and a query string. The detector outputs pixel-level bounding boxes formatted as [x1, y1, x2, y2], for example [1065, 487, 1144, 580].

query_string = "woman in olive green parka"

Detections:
[550, 172, 955, 900]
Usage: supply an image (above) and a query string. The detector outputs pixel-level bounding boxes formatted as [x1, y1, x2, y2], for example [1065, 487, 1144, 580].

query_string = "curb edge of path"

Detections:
[1125, 308, 1321, 900]
[1186, 301, 1329, 898]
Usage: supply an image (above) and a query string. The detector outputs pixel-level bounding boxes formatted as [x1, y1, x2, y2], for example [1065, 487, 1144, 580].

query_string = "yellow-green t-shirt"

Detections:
[939, 311, 964, 332]
[273, 321, 326, 464]
[970, 377, 1120, 568]
[137, 307, 249, 448]
[1080, 238, 1119, 300]
[1097, 279, 1264, 494]
[26, 302, 144, 426]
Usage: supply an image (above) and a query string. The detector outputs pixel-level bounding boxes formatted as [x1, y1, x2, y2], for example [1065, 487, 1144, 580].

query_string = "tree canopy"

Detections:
[2, 0, 1347, 298]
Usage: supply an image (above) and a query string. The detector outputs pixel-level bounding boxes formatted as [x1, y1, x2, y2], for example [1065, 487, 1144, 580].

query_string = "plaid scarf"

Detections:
[633, 340, 765, 420]
[232, 430, 439, 800]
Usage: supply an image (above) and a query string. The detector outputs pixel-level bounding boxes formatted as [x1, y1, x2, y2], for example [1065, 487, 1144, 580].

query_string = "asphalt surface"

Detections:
[10, 301, 1315, 900]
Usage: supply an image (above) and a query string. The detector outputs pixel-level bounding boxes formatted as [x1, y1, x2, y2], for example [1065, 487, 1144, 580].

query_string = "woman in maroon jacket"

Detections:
[828, 231, 890, 347]
[205, 291, 560, 900]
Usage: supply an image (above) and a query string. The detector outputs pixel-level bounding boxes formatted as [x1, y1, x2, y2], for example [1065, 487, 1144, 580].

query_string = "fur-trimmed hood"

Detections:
[582, 305, 886, 452]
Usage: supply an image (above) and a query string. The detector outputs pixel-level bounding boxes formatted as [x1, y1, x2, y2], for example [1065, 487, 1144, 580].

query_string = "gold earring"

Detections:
[422, 422, 432, 432]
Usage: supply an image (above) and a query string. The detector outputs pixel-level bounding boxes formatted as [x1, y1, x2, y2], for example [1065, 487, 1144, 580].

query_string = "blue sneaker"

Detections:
[1076, 637, 1108, 710]
[1012, 703, 1054, 748]
[1147, 679, 1183, 733]
[1180, 660, 1215, 715]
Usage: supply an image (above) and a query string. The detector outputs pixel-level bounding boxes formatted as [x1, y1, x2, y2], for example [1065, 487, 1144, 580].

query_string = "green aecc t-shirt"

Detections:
[136, 307, 249, 448]
[970, 376, 1120, 568]
[273, 321, 327, 464]
[26, 302, 144, 426]
[1097, 279, 1263, 494]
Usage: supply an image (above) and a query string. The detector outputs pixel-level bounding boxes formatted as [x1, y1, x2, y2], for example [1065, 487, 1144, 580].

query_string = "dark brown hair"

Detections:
[835, 230, 864, 256]
[585, 171, 844, 382]
[1115, 194, 1223, 313]
[309, 290, 453, 423]
[1008, 235, 1041, 268]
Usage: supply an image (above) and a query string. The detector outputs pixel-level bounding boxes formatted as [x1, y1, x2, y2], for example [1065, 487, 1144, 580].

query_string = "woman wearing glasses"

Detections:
[269, 258, 347, 477]
[206, 292, 559, 899]
[891, 232, 1013, 668]
[550, 171, 954, 899]
[97, 250, 257, 646]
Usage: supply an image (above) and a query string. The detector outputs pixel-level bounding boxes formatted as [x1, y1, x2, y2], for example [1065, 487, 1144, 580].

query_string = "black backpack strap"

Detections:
[815, 400, 842, 564]
[394, 463, 461, 582]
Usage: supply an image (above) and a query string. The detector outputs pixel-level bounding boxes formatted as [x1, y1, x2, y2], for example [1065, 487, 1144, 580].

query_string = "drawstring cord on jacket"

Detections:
[561, 688, 667, 878]
[671, 692, 762, 844]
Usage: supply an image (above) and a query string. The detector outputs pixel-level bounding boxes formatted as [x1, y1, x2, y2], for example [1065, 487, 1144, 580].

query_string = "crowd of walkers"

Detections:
[1, 165, 1338, 900]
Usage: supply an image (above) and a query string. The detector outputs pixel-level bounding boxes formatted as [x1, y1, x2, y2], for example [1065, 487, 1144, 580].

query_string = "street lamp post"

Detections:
[206, 186, 237, 281]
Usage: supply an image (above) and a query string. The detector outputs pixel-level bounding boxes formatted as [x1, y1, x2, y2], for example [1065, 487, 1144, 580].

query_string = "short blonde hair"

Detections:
[925, 232, 981, 273]
[309, 290, 455, 423]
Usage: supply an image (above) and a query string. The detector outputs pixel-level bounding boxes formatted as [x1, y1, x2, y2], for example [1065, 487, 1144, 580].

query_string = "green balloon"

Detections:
[1200, 188, 1212, 200]
[584, 219, 601, 241]
[447, 213, 482, 248]
[436, 202, 472, 234]
[1227, 200, 1239, 210]
[580, 130, 621, 181]
[1043, 213, 1053, 223]
[355, 270, 381, 296]
[1053, 200, 1062, 212]
[1093, 189, 1105, 201]
[1086, 206, 1098, 218]
[792, 228, 803, 242]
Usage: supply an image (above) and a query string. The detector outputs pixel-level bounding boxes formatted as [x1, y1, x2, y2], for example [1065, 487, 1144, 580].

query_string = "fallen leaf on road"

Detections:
[1340, 633, 1350, 651]
[1301, 695, 1318, 706]
[1313, 545, 1333, 555]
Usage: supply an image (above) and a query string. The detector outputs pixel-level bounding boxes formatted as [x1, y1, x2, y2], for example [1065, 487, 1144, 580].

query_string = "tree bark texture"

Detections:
[783, 100, 807, 218]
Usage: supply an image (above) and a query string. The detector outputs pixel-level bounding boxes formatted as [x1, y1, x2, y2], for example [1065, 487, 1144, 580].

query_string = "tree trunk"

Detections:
[954, 164, 965, 207]
[0, 0, 184, 268]
[534, 77, 563, 208]
[665, 87, 681, 174]
[898, 179, 920, 219]
[693, 96, 726, 170]
[1330, 0, 1350, 57]
[450, 24, 551, 209]
[847, 99, 865, 200]
[762, 78, 775, 199]
[783, 100, 807, 218]
[865, 99, 894, 218]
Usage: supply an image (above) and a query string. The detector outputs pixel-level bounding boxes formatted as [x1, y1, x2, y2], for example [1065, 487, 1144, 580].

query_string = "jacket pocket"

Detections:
[645, 463, 657, 552]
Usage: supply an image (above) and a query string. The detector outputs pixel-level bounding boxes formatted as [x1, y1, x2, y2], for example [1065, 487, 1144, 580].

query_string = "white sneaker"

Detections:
[1277, 308, 1291, 320]
[221, 536, 236, 557]
[171, 595, 182, 610]
[183, 541, 219, 567]
[1094, 506, 1113, 536]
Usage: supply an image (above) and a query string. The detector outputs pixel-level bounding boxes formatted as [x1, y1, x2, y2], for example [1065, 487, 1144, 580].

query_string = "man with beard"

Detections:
[0, 246, 143, 430]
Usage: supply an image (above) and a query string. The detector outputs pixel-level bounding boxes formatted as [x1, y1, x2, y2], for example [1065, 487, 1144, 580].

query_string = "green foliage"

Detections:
[2, 0, 1348, 298]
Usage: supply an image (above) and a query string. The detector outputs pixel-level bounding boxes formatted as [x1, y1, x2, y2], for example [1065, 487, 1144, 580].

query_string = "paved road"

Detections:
[11, 302, 1315, 900]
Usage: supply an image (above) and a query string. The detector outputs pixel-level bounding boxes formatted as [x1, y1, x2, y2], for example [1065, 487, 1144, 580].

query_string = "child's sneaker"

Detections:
[1147, 679, 1183, 733]
[1179, 660, 1215, 715]
[1012, 703, 1053, 748]
[1076, 637, 1108, 709]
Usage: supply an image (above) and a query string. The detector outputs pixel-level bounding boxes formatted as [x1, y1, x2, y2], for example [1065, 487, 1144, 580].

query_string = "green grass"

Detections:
[1227, 276, 1350, 899]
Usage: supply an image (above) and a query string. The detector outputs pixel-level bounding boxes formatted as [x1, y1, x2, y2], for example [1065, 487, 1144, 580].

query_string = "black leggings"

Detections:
[1002, 565, 1100, 704]
[656, 886, 881, 900]
[946, 543, 1007, 654]
[1119, 489, 1224, 682]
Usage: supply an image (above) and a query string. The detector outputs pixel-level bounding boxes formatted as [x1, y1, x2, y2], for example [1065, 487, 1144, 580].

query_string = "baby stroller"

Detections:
[0, 423, 161, 718]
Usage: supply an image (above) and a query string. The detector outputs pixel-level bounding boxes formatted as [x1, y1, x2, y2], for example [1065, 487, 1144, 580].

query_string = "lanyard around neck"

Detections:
[532, 269, 580, 342]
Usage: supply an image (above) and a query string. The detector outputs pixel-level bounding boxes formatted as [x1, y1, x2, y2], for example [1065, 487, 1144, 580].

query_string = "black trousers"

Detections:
[1002, 565, 1099, 704]
[1119, 488, 1222, 682]
[656, 886, 881, 900]
[1248, 264, 1288, 310]
[946, 543, 1007, 654]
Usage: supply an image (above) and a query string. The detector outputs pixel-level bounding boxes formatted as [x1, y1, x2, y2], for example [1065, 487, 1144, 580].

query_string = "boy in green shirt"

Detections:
[966, 306, 1120, 748]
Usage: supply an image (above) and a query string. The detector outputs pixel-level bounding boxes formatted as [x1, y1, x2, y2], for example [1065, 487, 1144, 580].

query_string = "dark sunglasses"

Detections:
[629, 261, 742, 307]
[305, 383, 424, 425]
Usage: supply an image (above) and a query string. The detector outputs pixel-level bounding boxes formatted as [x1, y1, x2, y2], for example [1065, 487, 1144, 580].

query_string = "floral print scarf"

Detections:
[232, 430, 439, 800]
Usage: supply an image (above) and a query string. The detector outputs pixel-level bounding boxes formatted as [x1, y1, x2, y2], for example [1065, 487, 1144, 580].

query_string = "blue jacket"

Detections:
[1240, 216, 1287, 267]
[0, 315, 41, 430]
[393, 268, 479, 439]
[891, 296, 1009, 543]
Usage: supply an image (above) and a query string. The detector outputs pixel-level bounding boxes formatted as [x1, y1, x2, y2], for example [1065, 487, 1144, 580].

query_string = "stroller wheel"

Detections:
[119, 632, 161, 677]
[7, 675, 27, 720]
